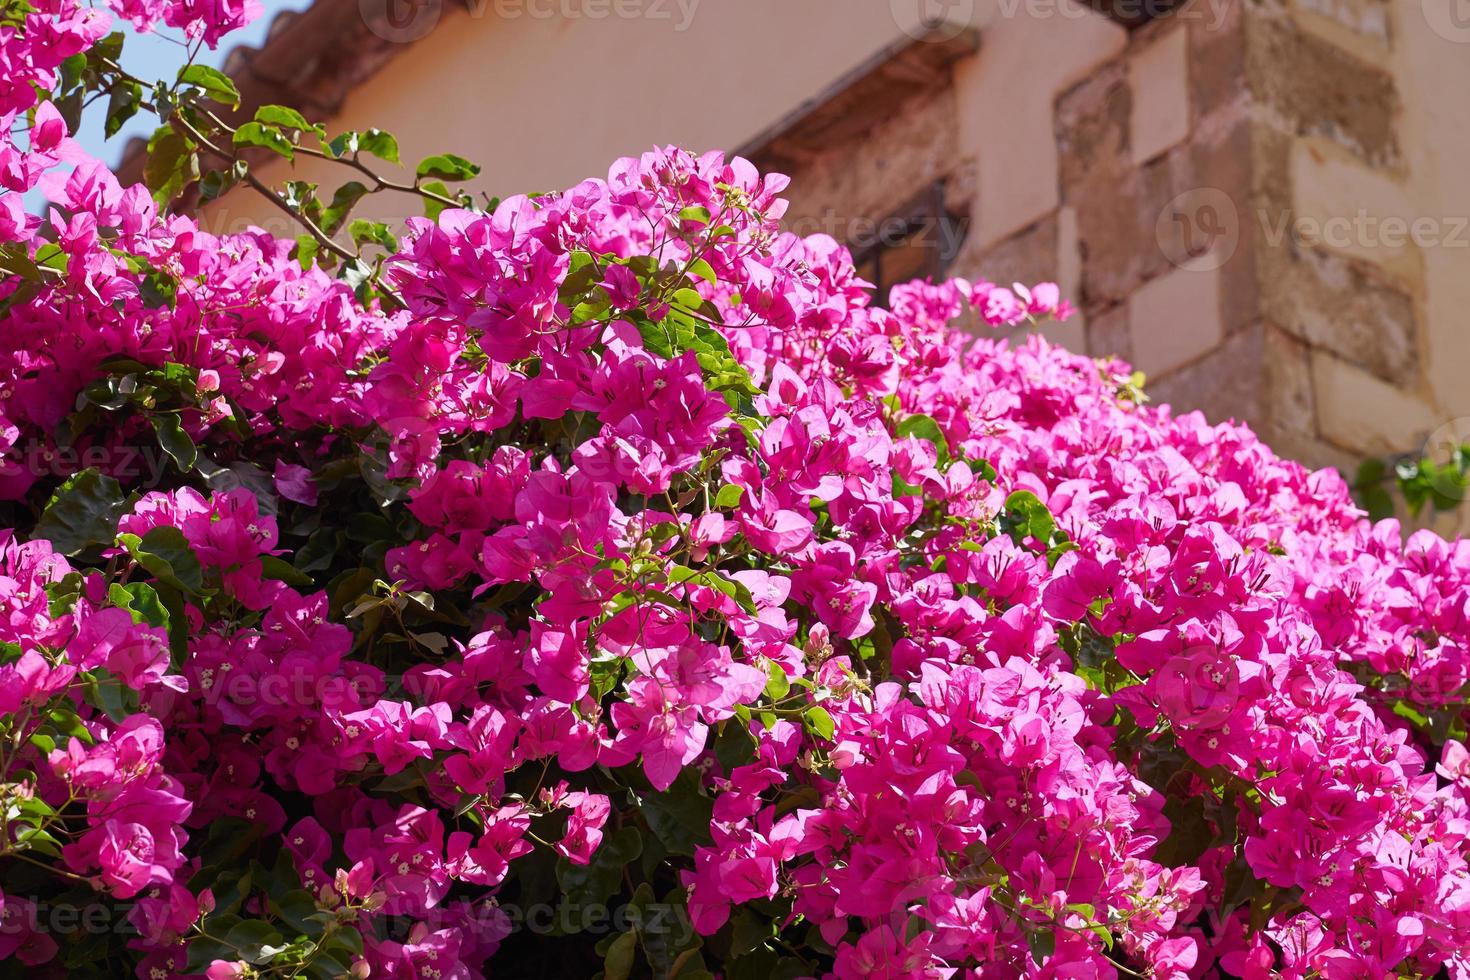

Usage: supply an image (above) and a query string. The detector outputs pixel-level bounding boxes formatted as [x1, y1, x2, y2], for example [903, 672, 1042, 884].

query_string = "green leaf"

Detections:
[1156, 793, 1212, 868]
[764, 659, 791, 699]
[803, 705, 835, 741]
[687, 257, 717, 285]
[556, 825, 641, 907]
[34, 469, 127, 557]
[327, 128, 401, 164]
[259, 555, 315, 589]
[182, 930, 233, 971]
[421, 181, 454, 220]
[603, 930, 638, 980]
[0, 243, 43, 282]
[254, 104, 313, 132]
[320, 181, 370, 236]
[119, 526, 205, 594]
[1026, 928, 1056, 965]
[104, 79, 142, 138]
[58, 52, 87, 91]
[273, 891, 325, 938]
[415, 153, 480, 182]
[85, 667, 136, 722]
[293, 234, 322, 270]
[140, 267, 179, 309]
[677, 205, 712, 227]
[713, 483, 745, 509]
[109, 582, 170, 630]
[233, 121, 294, 161]
[895, 413, 951, 465]
[151, 413, 196, 472]
[144, 125, 198, 205]
[358, 129, 400, 164]
[1003, 490, 1057, 547]
[222, 919, 285, 964]
[199, 160, 248, 202]
[33, 242, 67, 274]
[348, 219, 398, 252]
[178, 64, 240, 107]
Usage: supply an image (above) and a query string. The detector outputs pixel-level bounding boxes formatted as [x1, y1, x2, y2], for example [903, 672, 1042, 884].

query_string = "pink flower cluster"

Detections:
[3, 8, 1470, 976]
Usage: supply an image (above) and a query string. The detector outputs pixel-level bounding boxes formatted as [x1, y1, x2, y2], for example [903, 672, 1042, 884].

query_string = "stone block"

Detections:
[1311, 350, 1437, 454]
[1127, 262, 1225, 378]
[1288, 137, 1420, 279]
[1145, 319, 1263, 427]
[1131, 26, 1191, 164]
[1260, 247, 1419, 385]
[1244, 11, 1400, 166]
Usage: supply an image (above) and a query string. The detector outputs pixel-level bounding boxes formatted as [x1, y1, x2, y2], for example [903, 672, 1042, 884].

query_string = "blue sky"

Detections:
[20, 0, 311, 211]
[80, 0, 314, 164]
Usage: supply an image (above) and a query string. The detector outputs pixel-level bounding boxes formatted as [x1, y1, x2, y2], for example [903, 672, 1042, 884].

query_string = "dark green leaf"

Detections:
[803, 705, 835, 741]
[233, 121, 294, 161]
[254, 104, 313, 132]
[415, 153, 480, 182]
[638, 770, 713, 857]
[34, 469, 126, 557]
[358, 129, 400, 164]
[348, 219, 398, 252]
[151, 413, 196, 472]
[320, 181, 370, 236]
[556, 826, 641, 908]
[144, 126, 198, 205]
[222, 919, 284, 964]
[178, 64, 240, 107]
[120, 526, 205, 594]
[104, 80, 142, 138]
[603, 930, 638, 980]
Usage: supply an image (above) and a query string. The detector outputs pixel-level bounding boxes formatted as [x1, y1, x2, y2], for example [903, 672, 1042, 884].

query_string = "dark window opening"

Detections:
[850, 181, 969, 308]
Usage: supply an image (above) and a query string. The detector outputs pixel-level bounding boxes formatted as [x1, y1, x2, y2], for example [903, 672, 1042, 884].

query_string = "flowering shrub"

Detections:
[4, 5, 1470, 980]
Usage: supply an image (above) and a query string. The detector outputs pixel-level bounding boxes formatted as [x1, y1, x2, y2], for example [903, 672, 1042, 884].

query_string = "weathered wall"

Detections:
[774, 0, 1468, 526]
[207, 0, 1470, 524]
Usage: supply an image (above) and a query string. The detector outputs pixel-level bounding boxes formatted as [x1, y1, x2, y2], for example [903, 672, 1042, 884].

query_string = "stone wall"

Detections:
[770, 0, 1470, 528]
